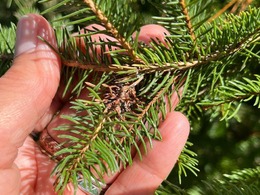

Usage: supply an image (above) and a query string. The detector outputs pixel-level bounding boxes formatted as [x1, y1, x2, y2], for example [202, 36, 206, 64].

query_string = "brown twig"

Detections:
[231, 0, 253, 13]
[207, 0, 238, 22]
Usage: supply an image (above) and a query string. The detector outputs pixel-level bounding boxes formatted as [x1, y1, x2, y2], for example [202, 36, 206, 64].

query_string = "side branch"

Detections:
[63, 26, 259, 73]
[71, 117, 107, 171]
[179, 0, 196, 41]
[62, 59, 198, 73]
[83, 0, 143, 63]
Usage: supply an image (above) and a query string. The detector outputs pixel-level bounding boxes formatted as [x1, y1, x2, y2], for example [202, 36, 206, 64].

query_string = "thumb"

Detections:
[0, 14, 60, 168]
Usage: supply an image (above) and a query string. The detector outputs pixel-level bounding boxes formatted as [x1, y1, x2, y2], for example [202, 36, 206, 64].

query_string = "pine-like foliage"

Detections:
[198, 166, 260, 195]
[156, 167, 260, 195]
[0, 0, 260, 194]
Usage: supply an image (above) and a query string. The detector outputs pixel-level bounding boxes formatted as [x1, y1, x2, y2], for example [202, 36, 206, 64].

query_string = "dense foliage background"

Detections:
[1, 0, 259, 194]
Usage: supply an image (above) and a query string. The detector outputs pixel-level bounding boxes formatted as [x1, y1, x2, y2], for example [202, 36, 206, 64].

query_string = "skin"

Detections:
[0, 14, 190, 195]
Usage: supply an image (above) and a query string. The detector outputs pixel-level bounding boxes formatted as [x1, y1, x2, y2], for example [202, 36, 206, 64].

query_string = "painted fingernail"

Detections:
[14, 14, 56, 57]
[15, 15, 37, 57]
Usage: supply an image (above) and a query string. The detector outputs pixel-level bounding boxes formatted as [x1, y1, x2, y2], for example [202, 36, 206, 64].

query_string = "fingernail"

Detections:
[14, 14, 56, 57]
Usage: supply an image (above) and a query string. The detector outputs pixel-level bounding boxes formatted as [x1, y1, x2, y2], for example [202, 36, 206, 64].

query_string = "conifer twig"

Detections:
[179, 0, 196, 41]
[70, 117, 106, 170]
[83, 0, 143, 63]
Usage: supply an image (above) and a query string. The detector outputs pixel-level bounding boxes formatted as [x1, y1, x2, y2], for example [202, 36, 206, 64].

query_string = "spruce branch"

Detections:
[223, 166, 260, 184]
[156, 166, 260, 194]
[1, 1, 260, 194]
[197, 166, 260, 195]
[62, 23, 259, 74]
[37, 2, 260, 193]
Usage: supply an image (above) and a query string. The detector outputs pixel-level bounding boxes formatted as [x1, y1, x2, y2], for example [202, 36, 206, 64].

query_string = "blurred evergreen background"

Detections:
[0, 0, 259, 193]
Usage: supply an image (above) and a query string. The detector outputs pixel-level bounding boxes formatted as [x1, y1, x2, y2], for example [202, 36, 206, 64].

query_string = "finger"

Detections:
[132, 24, 170, 45]
[0, 14, 61, 168]
[106, 112, 190, 195]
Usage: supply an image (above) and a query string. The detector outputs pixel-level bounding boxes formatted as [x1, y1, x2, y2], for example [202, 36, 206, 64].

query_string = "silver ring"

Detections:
[77, 174, 107, 195]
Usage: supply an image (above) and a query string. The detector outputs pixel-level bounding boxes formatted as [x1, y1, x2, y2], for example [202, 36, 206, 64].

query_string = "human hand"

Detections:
[0, 14, 190, 195]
